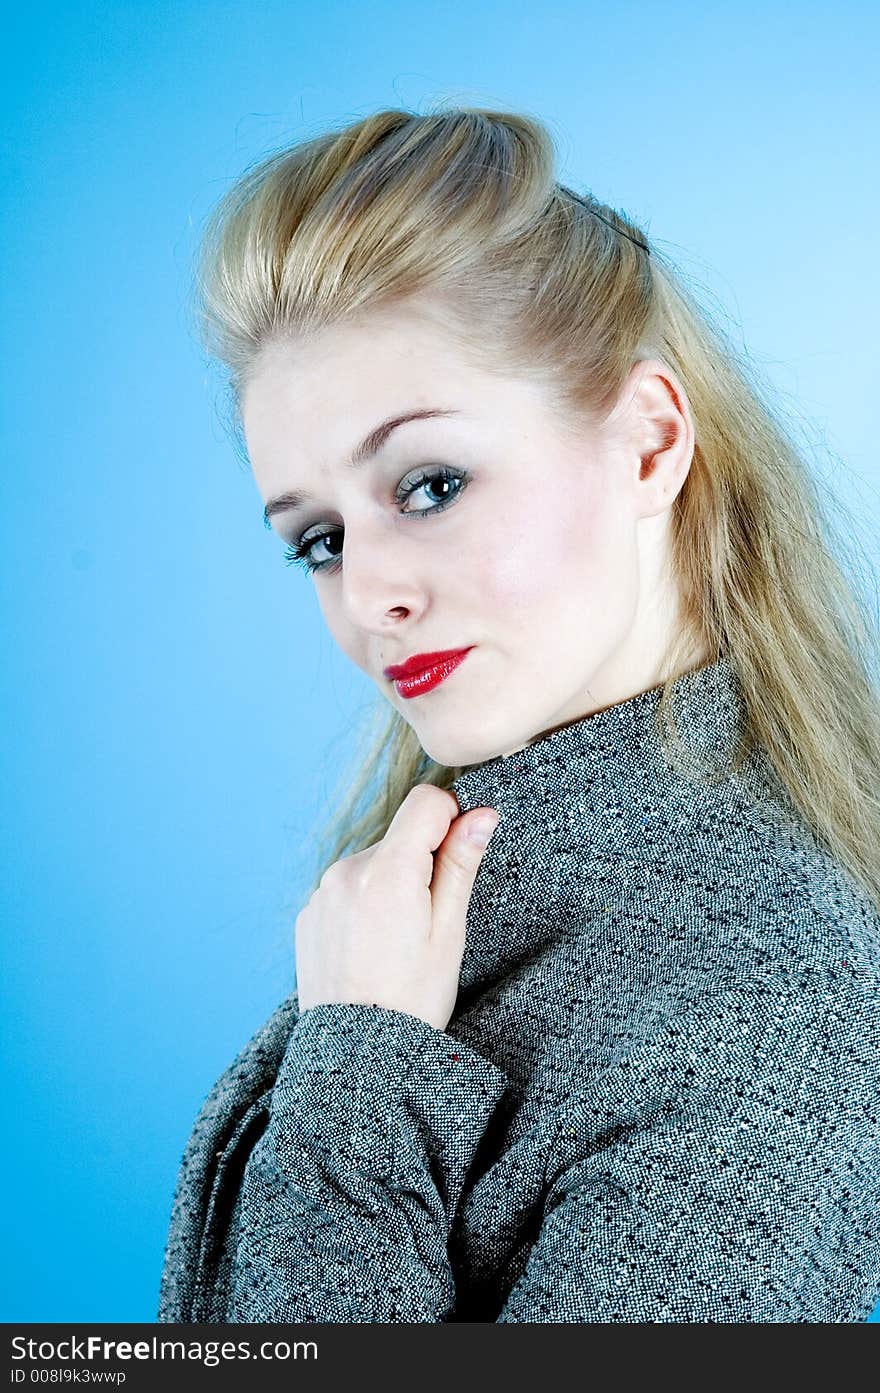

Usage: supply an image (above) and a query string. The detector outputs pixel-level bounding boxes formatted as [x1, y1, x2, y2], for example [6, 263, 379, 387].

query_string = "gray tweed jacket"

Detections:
[157, 656, 880, 1322]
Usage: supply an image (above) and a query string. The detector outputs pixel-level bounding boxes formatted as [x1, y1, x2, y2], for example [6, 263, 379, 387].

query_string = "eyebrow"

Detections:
[262, 407, 462, 528]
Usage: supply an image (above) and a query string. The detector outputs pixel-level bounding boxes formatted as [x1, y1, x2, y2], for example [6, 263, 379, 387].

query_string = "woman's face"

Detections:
[243, 297, 699, 767]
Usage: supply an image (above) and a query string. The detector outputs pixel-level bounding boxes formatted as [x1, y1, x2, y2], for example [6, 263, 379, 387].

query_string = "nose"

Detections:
[338, 517, 427, 631]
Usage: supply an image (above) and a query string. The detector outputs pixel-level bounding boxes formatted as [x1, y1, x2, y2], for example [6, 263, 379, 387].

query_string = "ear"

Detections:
[613, 358, 696, 520]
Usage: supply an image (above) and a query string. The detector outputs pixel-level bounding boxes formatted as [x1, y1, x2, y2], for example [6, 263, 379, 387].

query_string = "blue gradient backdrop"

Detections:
[2, 0, 878, 1322]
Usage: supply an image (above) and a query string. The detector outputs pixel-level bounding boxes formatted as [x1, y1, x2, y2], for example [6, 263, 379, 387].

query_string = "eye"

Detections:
[282, 466, 470, 576]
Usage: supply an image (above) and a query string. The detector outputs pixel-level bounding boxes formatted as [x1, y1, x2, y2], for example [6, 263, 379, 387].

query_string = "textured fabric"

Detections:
[157, 655, 880, 1322]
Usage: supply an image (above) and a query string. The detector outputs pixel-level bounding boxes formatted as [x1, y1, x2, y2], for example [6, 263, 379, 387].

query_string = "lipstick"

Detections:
[384, 647, 474, 699]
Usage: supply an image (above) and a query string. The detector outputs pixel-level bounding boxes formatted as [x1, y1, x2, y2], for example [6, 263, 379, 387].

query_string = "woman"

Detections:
[157, 107, 880, 1322]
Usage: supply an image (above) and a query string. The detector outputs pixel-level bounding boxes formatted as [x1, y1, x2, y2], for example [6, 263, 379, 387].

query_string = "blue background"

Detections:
[3, 0, 879, 1323]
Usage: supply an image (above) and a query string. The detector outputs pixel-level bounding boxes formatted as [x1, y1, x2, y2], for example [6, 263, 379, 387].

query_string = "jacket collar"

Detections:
[449, 655, 753, 999]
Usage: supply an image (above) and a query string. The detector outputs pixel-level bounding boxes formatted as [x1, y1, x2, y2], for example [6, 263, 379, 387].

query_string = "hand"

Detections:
[294, 784, 500, 1031]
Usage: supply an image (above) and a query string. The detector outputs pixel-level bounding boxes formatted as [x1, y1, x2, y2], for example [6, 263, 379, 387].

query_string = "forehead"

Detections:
[245, 305, 483, 416]
[240, 301, 553, 470]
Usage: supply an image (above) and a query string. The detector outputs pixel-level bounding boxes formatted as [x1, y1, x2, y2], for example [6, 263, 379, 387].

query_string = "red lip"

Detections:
[383, 647, 474, 680]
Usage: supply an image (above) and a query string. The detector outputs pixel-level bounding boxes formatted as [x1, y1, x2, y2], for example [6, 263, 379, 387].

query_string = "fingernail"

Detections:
[467, 814, 499, 846]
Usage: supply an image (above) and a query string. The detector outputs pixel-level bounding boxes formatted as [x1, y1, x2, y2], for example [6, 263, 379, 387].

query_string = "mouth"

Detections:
[385, 647, 474, 699]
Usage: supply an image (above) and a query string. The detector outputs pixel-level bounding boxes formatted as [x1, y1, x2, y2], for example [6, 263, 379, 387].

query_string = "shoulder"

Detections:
[546, 959, 880, 1187]
[644, 745, 880, 986]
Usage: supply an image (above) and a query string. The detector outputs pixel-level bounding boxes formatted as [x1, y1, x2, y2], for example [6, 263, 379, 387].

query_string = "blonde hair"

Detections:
[191, 104, 880, 916]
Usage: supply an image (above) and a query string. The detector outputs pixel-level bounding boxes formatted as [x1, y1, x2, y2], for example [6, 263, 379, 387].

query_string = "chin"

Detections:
[417, 725, 519, 771]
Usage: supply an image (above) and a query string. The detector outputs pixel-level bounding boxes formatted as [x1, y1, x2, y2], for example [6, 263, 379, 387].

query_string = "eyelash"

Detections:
[281, 467, 470, 575]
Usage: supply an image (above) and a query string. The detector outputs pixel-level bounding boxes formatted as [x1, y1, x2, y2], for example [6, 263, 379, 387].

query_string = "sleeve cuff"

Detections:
[269, 1002, 510, 1211]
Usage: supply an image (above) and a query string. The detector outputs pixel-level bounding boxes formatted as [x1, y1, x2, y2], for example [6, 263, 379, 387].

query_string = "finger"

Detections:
[382, 783, 460, 858]
[429, 808, 500, 945]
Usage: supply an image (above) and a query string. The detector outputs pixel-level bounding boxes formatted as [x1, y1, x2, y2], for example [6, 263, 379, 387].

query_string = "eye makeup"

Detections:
[282, 465, 470, 575]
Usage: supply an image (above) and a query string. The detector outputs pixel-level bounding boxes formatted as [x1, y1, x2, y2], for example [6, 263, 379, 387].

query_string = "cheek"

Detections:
[474, 478, 634, 619]
[315, 589, 360, 664]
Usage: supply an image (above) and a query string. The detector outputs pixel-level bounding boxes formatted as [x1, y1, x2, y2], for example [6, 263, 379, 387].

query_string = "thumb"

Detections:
[430, 808, 500, 942]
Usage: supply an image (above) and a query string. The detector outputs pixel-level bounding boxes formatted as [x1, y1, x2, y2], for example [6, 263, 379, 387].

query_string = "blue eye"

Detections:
[282, 466, 470, 576]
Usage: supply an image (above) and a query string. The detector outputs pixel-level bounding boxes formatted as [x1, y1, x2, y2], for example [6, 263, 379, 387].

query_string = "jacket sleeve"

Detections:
[228, 1001, 510, 1322]
[495, 963, 880, 1322]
